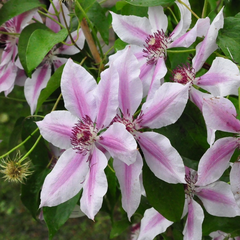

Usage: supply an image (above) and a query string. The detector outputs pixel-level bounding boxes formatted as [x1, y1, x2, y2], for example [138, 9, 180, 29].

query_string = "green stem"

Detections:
[18, 135, 42, 164]
[0, 128, 39, 159]
[51, 93, 62, 112]
[202, 0, 208, 18]
[177, 0, 200, 19]
[0, 96, 26, 102]
[167, 7, 178, 24]
[167, 49, 196, 53]
[0, 31, 20, 36]
[38, 10, 65, 29]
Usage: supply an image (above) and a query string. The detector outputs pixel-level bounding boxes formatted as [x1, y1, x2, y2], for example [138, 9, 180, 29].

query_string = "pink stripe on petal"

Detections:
[197, 137, 238, 186]
[183, 199, 204, 240]
[113, 152, 143, 220]
[80, 147, 108, 220]
[111, 12, 151, 46]
[37, 111, 79, 149]
[137, 132, 185, 183]
[137, 208, 173, 240]
[61, 59, 97, 119]
[40, 149, 89, 207]
[24, 65, 51, 114]
[95, 65, 119, 129]
[0, 62, 17, 93]
[196, 181, 240, 217]
[203, 97, 240, 133]
[140, 82, 189, 129]
[148, 6, 168, 32]
[98, 122, 137, 165]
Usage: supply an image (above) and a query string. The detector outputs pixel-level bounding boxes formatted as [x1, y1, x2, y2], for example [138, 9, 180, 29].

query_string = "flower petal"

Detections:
[139, 82, 189, 129]
[113, 151, 143, 220]
[95, 64, 119, 129]
[196, 137, 238, 186]
[183, 199, 204, 240]
[202, 97, 240, 133]
[24, 64, 51, 114]
[192, 8, 224, 72]
[137, 208, 173, 240]
[170, 17, 210, 48]
[196, 181, 240, 217]
[97, 122, 137, 165]
[37, 111, 78, 149]
[230, 161, 240, 208]
[110, 12, 151, 46]
[40, 149, 89, 207]
[137, 131, 185, 183]
[61, 59, 97, 120]
[196, 57, 240, 96]
[148, 6, 168, 33]
[171, 0, 192, 40]
[80, 147, 108, 220]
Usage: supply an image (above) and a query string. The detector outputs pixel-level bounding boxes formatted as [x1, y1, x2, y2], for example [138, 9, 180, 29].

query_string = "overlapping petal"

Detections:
[196, 181, 240, 217]
[36, 111, 79, 149]
[113, 152, 143, 220]
[137, 208, 173, 240]
[137, 131, 185, 183]
[230, 161, 240, 208]
[139, 82, 189, 129]
[80, 147, 108, 220]
[196, 137, 239, 186]
[40, 148, 89, 207]
[97, 122, 137, 165]
[61, 59, 97, 120]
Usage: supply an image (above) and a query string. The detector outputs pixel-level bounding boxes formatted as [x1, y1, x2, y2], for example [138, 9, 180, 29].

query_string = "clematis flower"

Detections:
[111, 0, 209, 97]
[108, 46, 189, 218]
[23, 0, 85, 114]
[136, 137, 240, 240]
[0, 11, 36, 95]
[37, 59, 137, 220]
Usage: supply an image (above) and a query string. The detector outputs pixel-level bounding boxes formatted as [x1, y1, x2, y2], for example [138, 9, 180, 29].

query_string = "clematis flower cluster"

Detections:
[2, 0, 240, 239]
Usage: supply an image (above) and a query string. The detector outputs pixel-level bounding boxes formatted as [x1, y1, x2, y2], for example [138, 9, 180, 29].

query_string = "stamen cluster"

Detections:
[143, 30, 172, 65]
[184, 170, 198, 199]
[172, 64, 195, 85]
[70, 116, 98, 155]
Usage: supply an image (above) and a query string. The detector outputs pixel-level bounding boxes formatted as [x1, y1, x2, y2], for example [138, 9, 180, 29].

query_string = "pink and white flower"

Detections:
[136, 137, 240, 240]
[37, 59, 137, 220]
[23, 0, 85, 114]
[111, 0, 209, 97]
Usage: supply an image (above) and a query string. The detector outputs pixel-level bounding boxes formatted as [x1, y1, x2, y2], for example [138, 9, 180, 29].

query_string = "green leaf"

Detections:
[36, 64, 64, 112]
[124, 0, 175, 7]
[155, 101, 209, 161]
[217, 13, 240, 65]
[18, 23, 68, 77]
[87, 2, 110, 45]
[121, 3, 148, 17]
[43, 193, 81, 240]
[18, 22, 49, 76]
[21, 168, 50, 219]
[21, 118, 49, 168]
[0, 0, 45, 26]
[110, 217, 131, 239]
[142, 162, 185, 222]
[114, 38, 128, 51]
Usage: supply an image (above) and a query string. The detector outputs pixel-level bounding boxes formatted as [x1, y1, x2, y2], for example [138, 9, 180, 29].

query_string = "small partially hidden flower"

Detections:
[0, 154, 32, 183]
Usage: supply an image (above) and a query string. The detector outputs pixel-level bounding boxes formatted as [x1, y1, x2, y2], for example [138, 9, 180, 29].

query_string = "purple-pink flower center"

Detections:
[70, 116, 98, 155]
[172, 64, 195, 85]
[0, 19, 17, 44]
[143, 30, 172, 65]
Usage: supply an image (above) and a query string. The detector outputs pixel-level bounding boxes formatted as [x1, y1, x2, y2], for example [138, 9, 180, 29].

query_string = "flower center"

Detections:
[0, 19, 17, 44]
[143, 30, 172, 65]
[172, 64, 195, 85]
[184, 170, 198, 199]
[70, 116, 98, 155]
[112, 115, 138, 137]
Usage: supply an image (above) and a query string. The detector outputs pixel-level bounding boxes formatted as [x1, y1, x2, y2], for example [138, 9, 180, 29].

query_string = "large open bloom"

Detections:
[111, 0, 209, 97]
[22, 0, 85, 114]
[37, 59, 137, 220]
[136, 137, 240, 240]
